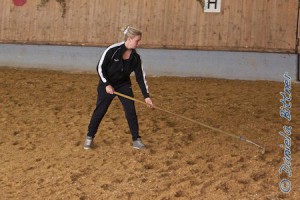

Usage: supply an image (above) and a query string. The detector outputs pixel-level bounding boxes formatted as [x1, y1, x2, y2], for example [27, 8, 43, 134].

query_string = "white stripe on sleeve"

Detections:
[141, 62, 149, 93]
[97, 41, 125, 83]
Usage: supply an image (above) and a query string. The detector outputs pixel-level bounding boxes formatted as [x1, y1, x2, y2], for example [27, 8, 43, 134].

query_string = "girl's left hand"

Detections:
[145, 98, 154, 108]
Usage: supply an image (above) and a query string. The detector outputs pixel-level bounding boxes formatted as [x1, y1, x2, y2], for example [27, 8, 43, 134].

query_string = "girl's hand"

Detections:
[145, 97, 154, 108]
[106, 85, 115, 94]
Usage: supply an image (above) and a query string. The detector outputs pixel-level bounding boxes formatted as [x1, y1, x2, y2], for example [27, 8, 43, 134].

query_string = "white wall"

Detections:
[0, 44, 298, 82]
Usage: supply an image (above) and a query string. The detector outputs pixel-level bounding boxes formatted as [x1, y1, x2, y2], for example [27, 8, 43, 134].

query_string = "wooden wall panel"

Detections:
[0, 0, 298, 52]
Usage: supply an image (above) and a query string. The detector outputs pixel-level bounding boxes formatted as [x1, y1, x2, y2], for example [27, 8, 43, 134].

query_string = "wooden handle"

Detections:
[113, 91, 265, 152]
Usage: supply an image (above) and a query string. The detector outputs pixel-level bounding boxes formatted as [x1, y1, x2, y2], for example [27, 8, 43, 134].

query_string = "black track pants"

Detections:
[87, 83, 140, 141]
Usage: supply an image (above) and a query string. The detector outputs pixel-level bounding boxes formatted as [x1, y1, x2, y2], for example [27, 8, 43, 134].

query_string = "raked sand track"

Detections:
[0, 67, 299, 199]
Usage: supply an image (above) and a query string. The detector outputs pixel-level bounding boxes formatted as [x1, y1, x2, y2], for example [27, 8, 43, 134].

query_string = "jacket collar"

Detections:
[121, 43, 136, 54]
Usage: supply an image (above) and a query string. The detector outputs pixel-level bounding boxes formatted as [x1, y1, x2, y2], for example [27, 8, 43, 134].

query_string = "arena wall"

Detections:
[0, 44, 297, 82]
[0, 0, 298, 52]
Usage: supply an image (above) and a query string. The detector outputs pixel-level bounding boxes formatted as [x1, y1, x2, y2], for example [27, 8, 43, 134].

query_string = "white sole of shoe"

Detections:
[133, 146, 145, 150]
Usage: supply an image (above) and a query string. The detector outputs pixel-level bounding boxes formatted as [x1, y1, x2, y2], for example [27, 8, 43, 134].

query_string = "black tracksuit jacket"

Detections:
[97, 42, 150, 98]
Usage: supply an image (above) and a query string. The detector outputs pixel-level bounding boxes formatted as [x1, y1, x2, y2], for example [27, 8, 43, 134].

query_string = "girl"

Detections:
[84, 26, 153, 150]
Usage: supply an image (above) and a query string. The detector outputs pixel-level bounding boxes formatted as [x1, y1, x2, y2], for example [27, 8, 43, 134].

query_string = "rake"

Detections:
[114, 91, 265, 154]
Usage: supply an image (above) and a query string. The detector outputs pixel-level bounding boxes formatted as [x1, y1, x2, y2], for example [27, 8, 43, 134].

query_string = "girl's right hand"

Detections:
[145, 97, 154, 108]
[106, 85, 115, 94]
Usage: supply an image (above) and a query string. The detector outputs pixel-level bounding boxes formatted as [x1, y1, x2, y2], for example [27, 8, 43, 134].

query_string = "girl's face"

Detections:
[126, 35, 141, 49]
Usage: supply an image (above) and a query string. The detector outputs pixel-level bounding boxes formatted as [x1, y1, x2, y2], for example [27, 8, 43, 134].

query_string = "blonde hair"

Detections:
[121, 25, 142, 41]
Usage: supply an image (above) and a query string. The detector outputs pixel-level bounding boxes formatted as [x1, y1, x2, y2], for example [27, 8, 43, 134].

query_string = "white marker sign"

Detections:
[204, 0, 221, 13]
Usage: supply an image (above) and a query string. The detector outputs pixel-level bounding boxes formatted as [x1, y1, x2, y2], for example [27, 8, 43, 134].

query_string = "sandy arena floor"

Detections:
[0, 67, 299, 199]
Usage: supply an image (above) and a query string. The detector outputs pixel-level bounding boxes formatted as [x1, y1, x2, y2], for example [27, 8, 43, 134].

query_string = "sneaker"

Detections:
[84, 136, 93, 150]
[133, 138, 145, 149]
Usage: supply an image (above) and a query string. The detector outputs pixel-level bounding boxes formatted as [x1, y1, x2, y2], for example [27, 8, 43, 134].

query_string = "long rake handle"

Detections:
[114, 91, 265, 152]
